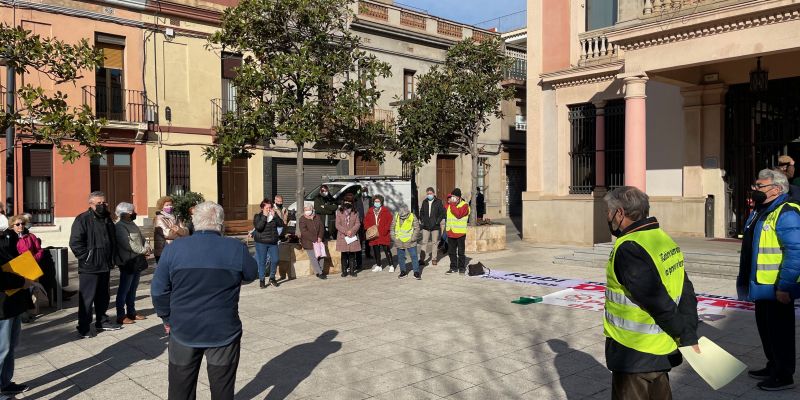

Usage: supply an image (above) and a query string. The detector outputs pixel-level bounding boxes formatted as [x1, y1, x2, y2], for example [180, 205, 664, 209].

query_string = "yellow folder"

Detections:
[2, 251, 44, 296]
[679, 336, 747, 390]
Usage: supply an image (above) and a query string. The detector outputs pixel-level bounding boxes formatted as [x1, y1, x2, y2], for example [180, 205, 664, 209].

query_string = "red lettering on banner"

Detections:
[572, 283, 606, 292]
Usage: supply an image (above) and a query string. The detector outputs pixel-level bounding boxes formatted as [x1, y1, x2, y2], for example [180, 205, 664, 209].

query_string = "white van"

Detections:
[288, 175, 413, 214]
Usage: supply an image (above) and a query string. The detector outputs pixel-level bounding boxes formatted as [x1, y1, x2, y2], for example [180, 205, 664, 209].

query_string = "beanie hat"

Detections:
[452, 188, 462, 198]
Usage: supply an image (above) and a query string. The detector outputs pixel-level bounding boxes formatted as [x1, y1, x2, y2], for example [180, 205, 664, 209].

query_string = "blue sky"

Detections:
[396, 0, 526, 31]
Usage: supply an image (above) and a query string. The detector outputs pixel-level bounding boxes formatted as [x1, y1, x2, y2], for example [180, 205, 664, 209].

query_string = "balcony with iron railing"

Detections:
[504, 48, 527, 83]
[81, 86, 158, 126]
[211, 98, 238, 128]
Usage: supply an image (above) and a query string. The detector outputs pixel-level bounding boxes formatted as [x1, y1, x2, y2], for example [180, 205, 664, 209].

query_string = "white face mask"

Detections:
[0, 215, 8, 231]
[304, 210, 313, 216]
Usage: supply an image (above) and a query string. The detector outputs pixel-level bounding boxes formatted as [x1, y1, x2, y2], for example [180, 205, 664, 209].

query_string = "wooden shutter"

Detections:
[222, 54, 242, 79]
[99, 43, 124, 69]
[26, 148, 52, 177]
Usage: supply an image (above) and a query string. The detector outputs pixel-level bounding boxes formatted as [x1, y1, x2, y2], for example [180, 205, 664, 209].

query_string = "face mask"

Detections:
[320, 191, 328, 197]
[275, 203, 283, 209]
[304, 210, 313, 216]
[607, 210, 622, 237]
[94, 204, 109, 216]
[751, 190, 768, 206]
[162, 206, 173, 214]
[426, 194, 434, 201]
[130, 213, 137, 221]
[374, 202, 381, 208]
[0, 215, 7, 231]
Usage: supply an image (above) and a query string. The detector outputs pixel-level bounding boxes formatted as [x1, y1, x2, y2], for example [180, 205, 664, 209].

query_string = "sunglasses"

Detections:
[12, 223, 24, 226]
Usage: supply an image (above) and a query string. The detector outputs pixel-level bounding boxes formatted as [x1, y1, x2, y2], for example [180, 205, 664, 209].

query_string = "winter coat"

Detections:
[445, 201, 471, 239]
[154, 212, 188, 257]
[314, 194, 338, 235]
[69, 209, 116, 274]
[114, 219, 148, 267]
[419, 197, 445, 230]
[335, 210, 361, 253]
[0, 232, 29, 320]
[364, 206, 392, 247]
[16, 232, 44, 262]
[390, 212, 420, 250]
[298, 215, 324, 250]
[253, 212, 285, 245]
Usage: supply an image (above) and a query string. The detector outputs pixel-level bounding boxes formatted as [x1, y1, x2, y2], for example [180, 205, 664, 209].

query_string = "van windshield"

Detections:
[305, 184, 347, 201]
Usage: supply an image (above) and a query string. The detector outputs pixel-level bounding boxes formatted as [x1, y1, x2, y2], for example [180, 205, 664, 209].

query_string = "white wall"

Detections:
[646, 80, 685, 196]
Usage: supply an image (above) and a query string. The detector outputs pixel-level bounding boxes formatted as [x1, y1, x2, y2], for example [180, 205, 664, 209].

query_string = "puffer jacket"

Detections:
[69, 209, 116, 274]
[390, 212, 420, 250]
[253, 213, 284, 245]
[738, 193, 800, 301]
[154, 212, 188, 257]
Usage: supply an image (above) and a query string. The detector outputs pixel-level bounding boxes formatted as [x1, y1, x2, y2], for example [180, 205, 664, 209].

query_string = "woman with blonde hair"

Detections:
[154, 196, 188, 263]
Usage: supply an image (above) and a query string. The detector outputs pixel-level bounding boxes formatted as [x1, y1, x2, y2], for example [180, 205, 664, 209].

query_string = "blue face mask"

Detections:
[374, 202, 381, 208]
[426, 194, 434, 201]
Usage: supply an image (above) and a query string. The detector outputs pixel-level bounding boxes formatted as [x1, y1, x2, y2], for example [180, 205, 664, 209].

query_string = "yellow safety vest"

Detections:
[755, 202, 800, 284]
[394, 214, 415, 242]
[446, 201, 470, 234]
[604, 227, 685, 355]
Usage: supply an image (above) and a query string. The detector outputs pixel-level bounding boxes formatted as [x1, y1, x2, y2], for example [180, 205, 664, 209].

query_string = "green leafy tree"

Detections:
[0, 23, 106, 162]
[395, 37, 513, 224]
[172, 191, 205, 222]
[207, 0, 393, 204]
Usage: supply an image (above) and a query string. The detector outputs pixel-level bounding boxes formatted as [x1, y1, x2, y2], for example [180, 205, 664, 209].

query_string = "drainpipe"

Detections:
[5, 66, 15, 214]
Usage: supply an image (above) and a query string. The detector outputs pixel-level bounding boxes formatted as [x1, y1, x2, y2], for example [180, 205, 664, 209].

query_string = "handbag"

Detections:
[313, 241, 327, 258]
[468, 262, 490, 276]
[122, 255, 148, 273]
[365, 225, 379, 241]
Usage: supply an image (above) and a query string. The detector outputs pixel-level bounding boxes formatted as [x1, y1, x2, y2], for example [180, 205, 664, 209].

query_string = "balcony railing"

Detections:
[81, 86, 158, 124]
[364, 108, 395, 130]
[211, 98, 238, 128]
[643, 0, 716, 15]
[358, 0, 388, 21]
[579, 31, 618, 65]
[505, 49, 527, 81]
[400, 11, 426, 30]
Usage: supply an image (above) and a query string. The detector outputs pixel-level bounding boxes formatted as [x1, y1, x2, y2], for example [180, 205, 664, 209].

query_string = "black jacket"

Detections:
[0, 230, 29, 320]
[419, 197, 446, 230]
[606, 217, 699, 373]
[253, 213, 284, 245]
[69, 209, 117, 274]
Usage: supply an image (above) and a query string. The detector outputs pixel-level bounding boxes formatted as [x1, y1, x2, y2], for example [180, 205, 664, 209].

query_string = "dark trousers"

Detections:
[611, 371, 672, 400]
[755, 299, 796, 379]
[78, 271, 110, 334]
[371, 245, 393, 268]
[341, 251, 358, 273]
[168, 335, 241, 400]
[447, 236, 466, 271]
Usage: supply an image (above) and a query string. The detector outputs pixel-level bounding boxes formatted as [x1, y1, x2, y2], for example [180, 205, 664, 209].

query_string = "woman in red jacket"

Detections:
[364, 195, 394, 272]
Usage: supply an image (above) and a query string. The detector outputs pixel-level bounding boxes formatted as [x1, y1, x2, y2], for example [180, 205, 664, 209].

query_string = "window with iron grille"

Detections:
[23, 146, 54, 225]
[568, 104, 597, 194]
[604, 100, 625, 191]
[401, 162, 414, 179]
[166, 150, 190, 196]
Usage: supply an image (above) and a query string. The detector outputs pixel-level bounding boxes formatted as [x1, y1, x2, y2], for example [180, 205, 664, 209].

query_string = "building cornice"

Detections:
[540, 60, 624, 88]
[606, 0, 800, 51]
[145, 0, 223, 25]
[352, 19, 461, 50]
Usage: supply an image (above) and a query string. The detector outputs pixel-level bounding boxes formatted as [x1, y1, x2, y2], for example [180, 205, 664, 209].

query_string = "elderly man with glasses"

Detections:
[737, 169, 800, 391]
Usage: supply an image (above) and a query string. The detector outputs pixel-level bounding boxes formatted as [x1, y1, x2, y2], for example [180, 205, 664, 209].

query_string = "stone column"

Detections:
[624, 75, 648, 191]
[593, 100, 606, 189]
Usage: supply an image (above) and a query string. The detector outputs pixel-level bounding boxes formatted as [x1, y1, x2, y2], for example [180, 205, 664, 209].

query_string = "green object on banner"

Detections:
[512, 296, 543, 304]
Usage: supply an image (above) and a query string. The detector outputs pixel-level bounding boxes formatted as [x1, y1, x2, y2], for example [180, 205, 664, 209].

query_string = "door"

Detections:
[90, 149, 133, 208]
[436, 155, 456, 198]
[506, 166, 526, 217]
[355, 152, 380, 175]
[218, 157, 249, 221]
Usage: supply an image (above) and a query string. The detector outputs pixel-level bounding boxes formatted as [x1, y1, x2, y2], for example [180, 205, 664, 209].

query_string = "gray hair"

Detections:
[88, 191, 106, 203]
[115, 202, 135, 217]
[303, 201, 314, 211]
[192, 201, 224, 232]
[761, 169, 790, 194]
[604, 186, 650, 222]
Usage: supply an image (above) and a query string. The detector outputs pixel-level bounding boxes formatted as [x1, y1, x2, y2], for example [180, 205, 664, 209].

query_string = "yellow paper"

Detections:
[2, 251, 44, 296]
[679, 336, 747, 390]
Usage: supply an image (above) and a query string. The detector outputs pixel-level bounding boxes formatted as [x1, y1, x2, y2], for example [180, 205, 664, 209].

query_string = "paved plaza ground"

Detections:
[10, 228, 800, 399]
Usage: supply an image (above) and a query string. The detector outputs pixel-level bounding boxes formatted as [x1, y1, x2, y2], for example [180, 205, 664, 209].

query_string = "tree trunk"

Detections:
[296, 143, 304, 208]
[469, 140, 479, 226]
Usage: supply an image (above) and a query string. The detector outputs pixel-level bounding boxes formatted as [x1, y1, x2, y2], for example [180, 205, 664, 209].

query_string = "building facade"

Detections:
[525, 0, 800, 244]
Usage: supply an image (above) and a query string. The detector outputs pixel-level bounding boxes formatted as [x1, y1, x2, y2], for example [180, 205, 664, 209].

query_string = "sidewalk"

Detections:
[12, 238, 799, 399]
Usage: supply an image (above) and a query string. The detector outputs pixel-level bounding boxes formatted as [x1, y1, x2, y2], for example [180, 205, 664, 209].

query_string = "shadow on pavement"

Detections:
[236, 330, 341, 400]
[547, 339, 607, 399]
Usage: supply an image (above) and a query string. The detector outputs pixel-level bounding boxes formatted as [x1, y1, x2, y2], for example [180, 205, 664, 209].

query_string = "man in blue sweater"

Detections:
[151, 201, 257, 400]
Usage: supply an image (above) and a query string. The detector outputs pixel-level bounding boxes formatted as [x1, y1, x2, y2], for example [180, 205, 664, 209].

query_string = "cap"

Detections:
[452, 188, 462, 198]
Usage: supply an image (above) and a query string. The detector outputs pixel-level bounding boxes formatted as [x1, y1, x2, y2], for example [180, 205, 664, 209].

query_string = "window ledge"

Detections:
[30, 225, 61, 233]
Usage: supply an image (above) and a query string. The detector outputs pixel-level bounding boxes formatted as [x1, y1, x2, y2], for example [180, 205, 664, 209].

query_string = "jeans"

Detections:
[396, 247, 420, 273]
[78, 271, 111, 333]
[447, 236, 466, 271]
[0, 316, 21, 388]
[168, 335, 241, 400]
[116, 270, 141, 320]
[419, 229, 440, 263]
[255, 242, 279, 280]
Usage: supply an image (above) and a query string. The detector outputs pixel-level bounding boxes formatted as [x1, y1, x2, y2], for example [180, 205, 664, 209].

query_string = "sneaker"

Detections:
[446, 269, 456, 274]
[100, 314, 111, 324]
[76, 327, 92, 339]
[372, 266, 382, 272]
[414, 272, 421, 280]
[1, 382, 30, 395]
[269, 278, 280, 287]
[259, 279, 266, 289]
[757, 377, 795, 391]
[748, 367, 771, 380]
[398, 271, 409, 279]
[316, 273, 327, 280]
[388, 266, 395, 273]
[458, 269, 466, 275]
[96, 323, 123, 332]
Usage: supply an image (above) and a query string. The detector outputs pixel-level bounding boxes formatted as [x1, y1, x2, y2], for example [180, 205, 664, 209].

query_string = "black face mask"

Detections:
[607, 209, 622, 237]
[93, 204, 109, 217]
[275, 204, 283, 209]
[751, 190, 768, 206]
[130, 213, 138, 221]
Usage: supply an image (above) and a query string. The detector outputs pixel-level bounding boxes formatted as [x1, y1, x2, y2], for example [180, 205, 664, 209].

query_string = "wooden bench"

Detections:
[224, 220, 252, 236]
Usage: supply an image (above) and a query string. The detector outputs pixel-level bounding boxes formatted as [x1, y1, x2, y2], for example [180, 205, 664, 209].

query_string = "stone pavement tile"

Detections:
[416, 357, 471, 374]
[444, 349, 496, 365]
[388, 349, 441, 365]
[347, 365, 439, 396]
[477, 356, 532, 374]
[369, 385, 445, 400]
[737, 387, 800, 400]
[445, 385, 524, 400]
[412, 374, 475, 397]
[21, 376, 95, 400]
[82, 378, 163, 399]
[574, 364, 612, 383]
[445, 364, 507, 385]
[477, 372, 543, 395]
[321, 349, 386, 368]
[296, 386, 371, 400]
[672, 383, 738, 400]
[415, 340, 468, 357]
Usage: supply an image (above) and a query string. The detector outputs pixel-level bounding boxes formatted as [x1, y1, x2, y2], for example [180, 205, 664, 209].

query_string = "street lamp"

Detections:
[750, 57, 768, 93]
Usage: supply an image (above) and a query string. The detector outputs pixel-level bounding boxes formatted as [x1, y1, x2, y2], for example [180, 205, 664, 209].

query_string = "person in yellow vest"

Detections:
[603, 186, 700, 399]
[737, 169, 800, 391]
[445, 188, 470, 274]
[390, 206, 421, 279]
